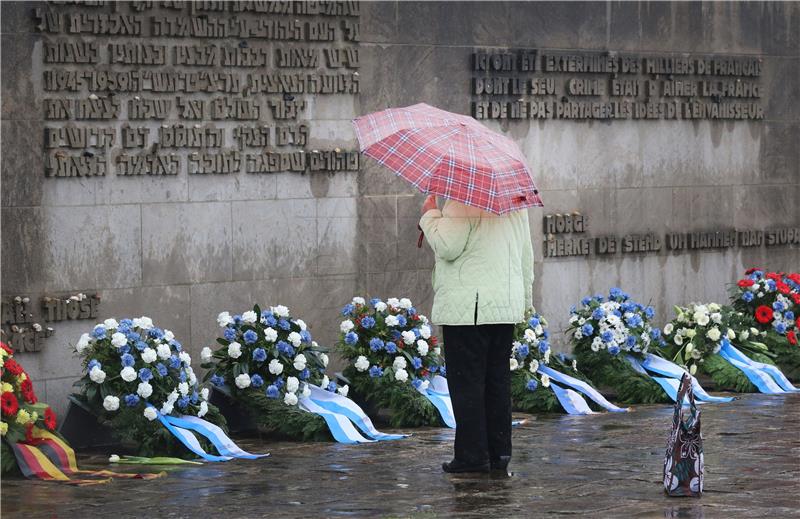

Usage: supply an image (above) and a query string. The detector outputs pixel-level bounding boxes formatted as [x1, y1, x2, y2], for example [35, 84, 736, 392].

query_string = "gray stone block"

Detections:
[318, 199, 358, 276]
[1, 1, 42, 34]
[231, 199, 317, 280]
[96, 173, 189, 205]
[755, 122, 800, 185]
[0, 208, 46, 293]
[671, 186, 734, 230]
[1, 33, 39, 121]
[1, 119, 44, 208]
[142, 202, 231, 285]
[360, 1, 398, 44]
[615, 187, 673, 234]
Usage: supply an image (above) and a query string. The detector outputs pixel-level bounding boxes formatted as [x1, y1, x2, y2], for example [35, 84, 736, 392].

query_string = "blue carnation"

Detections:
[517, 344, 530, 357]
[609, 287, 625, 300]
[345, 331, 359, 345]
[124, 394, 140, 407]
[265, 385, 279, 398]
[119, 319, 134, 328]
[169, 355, 181, 369]
[542, 329, 550, 339]
[177, 396, 190, 410]
[612, 309, 623, 318]
[625, 315, 642, 328]
[171, 340, 182, 352]
[644, 306, 655, 319]
[785, 311, 795, 321]
[650, 329, 662, 339]
[179, 370, 187, 382]
[87, 359, 101, 372]
[408, 307, 417, 316]
[766, 280, 777, 291]
[581, 323, 594, 336]
[411, 357, 423, 369]
[135, 340, 148, 351]
[581, 296, 592, 306]
[264, 314, 277, 327]
[538, 341, 549, 354]
[608, 345, 621, 355]
[429, 365, 439, 373]
[385, 341, 398, 354]
[773, 301, 785, 312]
[341, 303, 355, 316]
[211, 374, 225, 387]
[601, 331, 614, 343]
[274, 376, 285, 389]
[119, 345, 131, 355]
[138, 368, 153, 382]
[155, 363, 168, 377]
[191, 391, 199, 404]
[741, 291, 754, 302]
[233, 314, 243, 325]
[528, 316, 540, 328]
[591, 308, 605, 320]
[369, 337, 384, 352]
[326, 381, 338, 392]
[412, 328, 421, 338]
[300, 330, 312, 343]
[368, 365, 383, 378]
[92, 326, 106, 340]
[361, 316, 376, 329]
[251, 374, 264, 387]
[277, 341, 295, 357]
[252, 348, 267, 362]
[625, 336, 637, 348]
[396, 315, 407, 327]
[775, 322, 787, 334]
[526, 379, 539, 391]
[278, 318, 291, 331]
[390, 330, 402, 340]
[440, 366, 447, 377]
[126, 332, 141, 342]
[412, 378, 423, 390]
[148, 327, 164, 340]
[370, 298, 382, 307]
[243, 330, 258, 344]
[298, 368, 310, 380]
[121, 353, 135, 367]
[224, 327, 238, 341]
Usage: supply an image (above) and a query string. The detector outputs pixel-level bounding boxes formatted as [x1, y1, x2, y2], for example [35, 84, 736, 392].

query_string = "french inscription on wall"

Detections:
[37, 1, 361, 178]
[471, 50, 763, 121]
[542, 213, 799, 259]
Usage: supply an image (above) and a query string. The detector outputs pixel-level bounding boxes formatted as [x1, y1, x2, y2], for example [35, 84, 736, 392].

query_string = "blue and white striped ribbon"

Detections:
[306, 385, 407, 441]
[166, 415, 269, 459]
[417, 375, 456, 428]
[719, 342, 799, 394]
[154, 408, 231, 462]
[548, 381, 595, 415]
[537, 365, 629, 412]
[298, 397, 375, 444]
[640, 354, 734, 403]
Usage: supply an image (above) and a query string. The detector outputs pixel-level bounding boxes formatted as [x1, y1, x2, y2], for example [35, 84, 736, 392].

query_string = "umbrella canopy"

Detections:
[353, 103, 543, 214]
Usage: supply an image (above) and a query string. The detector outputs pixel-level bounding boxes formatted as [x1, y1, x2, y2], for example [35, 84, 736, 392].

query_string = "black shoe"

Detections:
[490, 456, 511, 472]
[442, 459, 490, 473]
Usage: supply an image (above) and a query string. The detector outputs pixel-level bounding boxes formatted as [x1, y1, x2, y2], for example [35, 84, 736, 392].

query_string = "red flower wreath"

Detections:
[44, 406, 57, 430]
[0, 342, 12, 355]
[1, 392, 19, 417]
[3, 358, 23, 376]
[788, 330, 798, 346]
[754, 305, 774, 324]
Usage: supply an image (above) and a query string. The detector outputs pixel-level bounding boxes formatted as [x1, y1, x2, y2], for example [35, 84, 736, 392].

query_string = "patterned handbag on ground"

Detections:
[663, 374, 704, 497]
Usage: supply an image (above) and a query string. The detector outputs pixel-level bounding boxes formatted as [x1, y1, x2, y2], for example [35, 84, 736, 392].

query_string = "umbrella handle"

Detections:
[417, 226, 425, 248]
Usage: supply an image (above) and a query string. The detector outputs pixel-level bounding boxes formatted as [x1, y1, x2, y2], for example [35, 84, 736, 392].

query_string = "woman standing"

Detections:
[419, 194, 533, 474]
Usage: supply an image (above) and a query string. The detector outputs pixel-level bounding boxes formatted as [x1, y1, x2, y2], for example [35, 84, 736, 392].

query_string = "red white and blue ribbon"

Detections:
[718, 340, 800, 394]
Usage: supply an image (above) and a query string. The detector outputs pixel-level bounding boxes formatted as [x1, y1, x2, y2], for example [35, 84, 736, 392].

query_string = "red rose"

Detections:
[1, 392, 19, 416]
[788, 330, 798, 346]
[755, 305, 773, 324]
[44, 406, 57, 430]
[3, 359, 23, 376]
[737, 279, 755, 288]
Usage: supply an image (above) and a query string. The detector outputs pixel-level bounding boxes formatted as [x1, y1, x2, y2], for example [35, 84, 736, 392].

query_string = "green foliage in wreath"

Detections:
[573, 347, 670, 404]
[700, 352, 777, 393]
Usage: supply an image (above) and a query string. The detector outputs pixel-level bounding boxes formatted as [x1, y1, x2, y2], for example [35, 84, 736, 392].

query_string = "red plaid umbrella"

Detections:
[353, 103, 543, 214]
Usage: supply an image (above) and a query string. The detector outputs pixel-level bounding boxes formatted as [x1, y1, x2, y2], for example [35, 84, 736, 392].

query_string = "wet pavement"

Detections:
[2, 393, 799, 518]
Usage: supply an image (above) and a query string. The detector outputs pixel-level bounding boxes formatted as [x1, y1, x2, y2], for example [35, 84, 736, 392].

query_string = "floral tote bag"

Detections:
[663, 374, 703, 497]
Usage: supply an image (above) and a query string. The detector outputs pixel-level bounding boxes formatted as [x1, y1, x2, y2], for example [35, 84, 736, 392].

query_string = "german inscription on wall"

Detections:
[471, 50, 764, 121]
[37, 1, 361, 178]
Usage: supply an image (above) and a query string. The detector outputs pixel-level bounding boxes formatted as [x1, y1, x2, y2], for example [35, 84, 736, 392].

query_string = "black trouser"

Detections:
[442, 324, 514, 465]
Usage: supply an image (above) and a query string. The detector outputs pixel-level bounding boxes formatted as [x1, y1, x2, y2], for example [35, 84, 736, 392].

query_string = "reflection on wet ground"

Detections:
[2, 393, 799, 518]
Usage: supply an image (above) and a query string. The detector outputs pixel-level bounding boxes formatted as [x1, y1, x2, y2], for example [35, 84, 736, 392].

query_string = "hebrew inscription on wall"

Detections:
[471, 50, 764, 121]
[37, 1, 361, 178]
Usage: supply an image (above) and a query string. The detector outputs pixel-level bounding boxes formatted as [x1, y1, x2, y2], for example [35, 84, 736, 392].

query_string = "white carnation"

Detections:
[419, 325, 431, 339]
[141, 348, 157, 364]
[510, 358, 519, 371]
[75, 333, 91, 354]
[301, 384, 311, 398]
[201, 347, 213, 363]
[418, 380, 430, 391]
[268, 359, 284, 375]
[157, 344, 172, 360]
[340, 320, 355, 333]
[198, 401, 208, 417]
[284, 392, 298, 406]
[227, 342, 242, 359]
[178, 382, 189, 396]
[235, 374, 251, 389]
[103, 396, 120, 411]
[354, 355, 369, 372]
[541, 374, 551, 387]
[264, 327, 278, 342]
[217, 311, 233, 327]
[385, 315, 399, 327]
[319, 353, 329, 367]
[137, 382, 153, 399]
[134, 316, 154, 329]
[293, 354, 307, 371]
[321, 375, 330, 388]
[166, 390, 179, 404]
[401, 331, 416, 345]
[393, 356, 407, 370]
[286, 376, 299, 394]
[111, 332, 127, 348]
[288, 332, 302, 347]
[272, 305, 289, 318]
[706, 327, 721, 342]
[120, 366, 137, 382]
[104, 318, 119, 330]
[544, 349, 551, 364]
[417, 340, 429, 356]
[394, 368, 409, 382]
[89, 366, 106, 383]
[164, 330, 175, 342]
[399, 298, 413, 309]
[200, 388, 210, 401]
[143, 407, 158, 421]
[352, 296, 366, 306]
[375, 302, 388, 312]
[337, 385, 349, 397]
[242, 310, 257, 323]
[160, 401, 174, 415]
[529, 360, 540, 373]
[387, 298, 400, 308]
[295, 319, 307, 331]
[739, 330, 750, 341]
[710, 312, 722, 324]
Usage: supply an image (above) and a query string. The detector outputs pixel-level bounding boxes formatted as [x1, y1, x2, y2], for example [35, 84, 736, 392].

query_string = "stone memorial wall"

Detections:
[2, 1, 798, 415]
